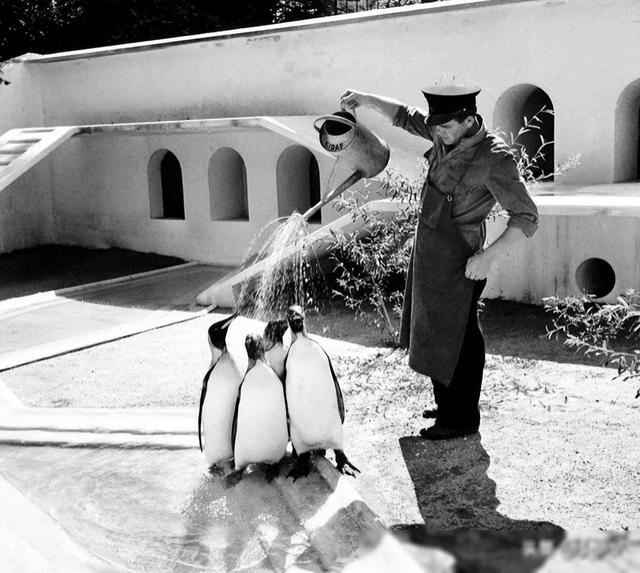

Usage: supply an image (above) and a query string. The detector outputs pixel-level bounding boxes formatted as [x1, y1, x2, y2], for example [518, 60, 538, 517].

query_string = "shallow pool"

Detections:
[0, 445, 380, 572]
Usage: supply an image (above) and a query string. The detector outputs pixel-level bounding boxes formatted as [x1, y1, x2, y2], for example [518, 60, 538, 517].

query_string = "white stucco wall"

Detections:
[485, 211, 640, 304]
[7, 0, 639, 187]
[0, 58, 53, 252]
[46, 128, 350, 263]
[0, 57, 44, 134]
[0, 160, 54, 253]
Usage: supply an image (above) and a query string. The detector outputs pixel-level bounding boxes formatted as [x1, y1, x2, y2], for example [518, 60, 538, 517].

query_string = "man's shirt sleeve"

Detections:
[392, 105, 433, 141]
[486, 154, 539, 238]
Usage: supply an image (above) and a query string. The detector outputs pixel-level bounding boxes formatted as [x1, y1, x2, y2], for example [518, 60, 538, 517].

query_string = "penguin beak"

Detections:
[210, 312, 238, 333]
[220, 312, 238, 329]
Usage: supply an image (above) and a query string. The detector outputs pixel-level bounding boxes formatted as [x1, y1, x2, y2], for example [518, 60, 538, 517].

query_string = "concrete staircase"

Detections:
[0, 126, 79, 193]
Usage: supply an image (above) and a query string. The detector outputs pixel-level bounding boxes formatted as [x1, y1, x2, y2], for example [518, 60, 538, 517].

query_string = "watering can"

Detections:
[302, 110, 390, 221]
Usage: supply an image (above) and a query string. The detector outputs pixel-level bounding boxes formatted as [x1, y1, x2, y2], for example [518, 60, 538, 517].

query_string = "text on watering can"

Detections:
[326, 142, 346, 152]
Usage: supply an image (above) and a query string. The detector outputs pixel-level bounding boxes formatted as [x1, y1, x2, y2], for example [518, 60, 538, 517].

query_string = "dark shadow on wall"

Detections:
[393, 434, 565, 573]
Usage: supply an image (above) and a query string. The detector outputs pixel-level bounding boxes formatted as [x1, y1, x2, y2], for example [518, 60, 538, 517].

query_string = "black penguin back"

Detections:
[264, 319, 288, 345]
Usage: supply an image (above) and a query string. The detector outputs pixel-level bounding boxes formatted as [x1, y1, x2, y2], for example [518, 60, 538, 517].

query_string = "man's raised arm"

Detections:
[340, 89, 403, 123]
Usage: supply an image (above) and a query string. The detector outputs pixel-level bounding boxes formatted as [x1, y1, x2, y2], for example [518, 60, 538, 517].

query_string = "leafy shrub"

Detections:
[499, 107, 556, 184]
[544, 290, 640, 397]
[488, 107, 580, 222]
[326, 163, 425, 343]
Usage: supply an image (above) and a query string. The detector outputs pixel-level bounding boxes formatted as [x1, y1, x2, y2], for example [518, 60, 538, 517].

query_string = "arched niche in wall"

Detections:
[493, 84, 555, 181]
[276, 146, 322, 223]
[614, 79, 640, 182]
[209, 147, 249, 221]
[148, 150, 185, 220]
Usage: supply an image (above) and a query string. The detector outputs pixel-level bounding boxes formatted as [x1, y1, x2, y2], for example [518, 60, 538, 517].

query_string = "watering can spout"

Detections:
[302, 170, 363, 222]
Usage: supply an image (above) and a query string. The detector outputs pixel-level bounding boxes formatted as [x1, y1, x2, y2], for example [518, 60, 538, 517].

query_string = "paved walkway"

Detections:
[0, 263, 232, 370]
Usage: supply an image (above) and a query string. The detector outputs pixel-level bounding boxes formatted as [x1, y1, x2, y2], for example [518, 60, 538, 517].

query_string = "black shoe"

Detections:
[419, 424, 478, 440]
[422, 407, 438, 419]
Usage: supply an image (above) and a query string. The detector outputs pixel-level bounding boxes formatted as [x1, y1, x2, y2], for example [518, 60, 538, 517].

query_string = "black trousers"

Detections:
[432, 279, 486, 430]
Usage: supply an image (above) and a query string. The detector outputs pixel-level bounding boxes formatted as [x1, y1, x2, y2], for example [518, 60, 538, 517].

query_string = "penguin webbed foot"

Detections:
[207, 464, 225, 477]
[264, 463, 281, 483]
[287, 452, 312, 482]
[334, 450, 360, 477]
[223, 469, 244, 489]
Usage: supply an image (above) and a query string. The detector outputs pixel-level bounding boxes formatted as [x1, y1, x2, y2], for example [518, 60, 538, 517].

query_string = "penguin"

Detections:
[284, 305, 360, 480]
[263, 318, 289, 380]
[197, 313, 242, 475]
[226, 333, 289, 487]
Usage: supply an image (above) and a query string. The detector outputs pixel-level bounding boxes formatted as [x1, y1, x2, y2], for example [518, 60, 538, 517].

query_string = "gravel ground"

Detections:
[2, 246, 639, 571]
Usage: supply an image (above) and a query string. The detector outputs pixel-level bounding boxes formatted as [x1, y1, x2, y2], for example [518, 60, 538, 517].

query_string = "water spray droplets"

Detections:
[234, 212, 313, 321]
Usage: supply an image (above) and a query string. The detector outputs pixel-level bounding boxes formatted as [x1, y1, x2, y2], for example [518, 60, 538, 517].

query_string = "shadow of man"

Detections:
[394, 434, 565, 573]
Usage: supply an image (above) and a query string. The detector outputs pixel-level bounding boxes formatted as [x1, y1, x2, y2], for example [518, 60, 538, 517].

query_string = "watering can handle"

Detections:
[313, 114, 358, 133]
[340, 99, 357, 117]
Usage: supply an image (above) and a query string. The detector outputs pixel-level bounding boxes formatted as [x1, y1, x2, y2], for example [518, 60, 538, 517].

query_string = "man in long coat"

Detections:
[341, 85, 539, 439]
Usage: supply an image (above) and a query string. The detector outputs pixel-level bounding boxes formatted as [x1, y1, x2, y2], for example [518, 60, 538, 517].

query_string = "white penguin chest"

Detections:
[285, 338, 343, 451]
[265, 343, 287, 379]
[234, 361, 288, 468]
[201, 355, 243, 464]
[286, 339, 334, 395]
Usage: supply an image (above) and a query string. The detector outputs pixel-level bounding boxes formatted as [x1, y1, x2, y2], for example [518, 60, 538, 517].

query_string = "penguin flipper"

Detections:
[230, 378, 245, 455]
[313, 341, 345, 424]
[327, 355, 345, 424]
[282, 349, 292, 434]
[197, 364, 216, 452]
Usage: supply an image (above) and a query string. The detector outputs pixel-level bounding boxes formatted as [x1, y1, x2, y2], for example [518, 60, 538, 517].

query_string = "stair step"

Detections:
[19, 129, 56, 135]
[0, 126, 79, 191]
[0, 148, 29, 155]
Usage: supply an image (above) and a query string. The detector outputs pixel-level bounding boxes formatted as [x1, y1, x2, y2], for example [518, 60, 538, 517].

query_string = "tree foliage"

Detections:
[0, 1, 282, 61]
[0, 0, 443, 62]
[273, 0, 335, 23]
[0, 0, 84, 61]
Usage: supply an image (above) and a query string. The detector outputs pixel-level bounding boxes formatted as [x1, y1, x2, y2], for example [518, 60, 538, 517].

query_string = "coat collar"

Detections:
[447, 118, 487, 157]
[428, 116, 488, 165]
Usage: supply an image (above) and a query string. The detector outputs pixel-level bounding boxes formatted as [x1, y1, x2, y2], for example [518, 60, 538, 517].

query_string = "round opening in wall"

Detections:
[575, 258, 616, 298]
